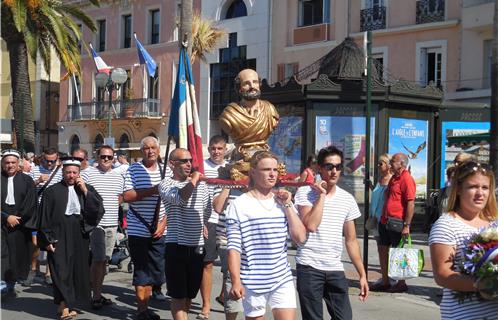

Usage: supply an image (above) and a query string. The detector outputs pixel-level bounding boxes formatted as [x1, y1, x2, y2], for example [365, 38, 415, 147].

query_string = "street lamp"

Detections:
[95, 68, 128, 148]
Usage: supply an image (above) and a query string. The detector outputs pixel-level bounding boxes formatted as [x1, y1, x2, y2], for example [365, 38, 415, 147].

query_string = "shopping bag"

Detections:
[388, 235, 425, 280]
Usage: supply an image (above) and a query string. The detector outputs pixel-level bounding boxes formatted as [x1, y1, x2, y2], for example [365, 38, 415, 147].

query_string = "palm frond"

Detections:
[191, 13, 226, 64]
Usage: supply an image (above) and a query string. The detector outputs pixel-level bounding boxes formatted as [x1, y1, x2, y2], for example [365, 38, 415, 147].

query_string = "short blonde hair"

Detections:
[378, 153, 390, 165]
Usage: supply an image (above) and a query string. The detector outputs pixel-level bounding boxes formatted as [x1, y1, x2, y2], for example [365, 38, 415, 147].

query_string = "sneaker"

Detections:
[22, 270, 36, 286]
[151, 289, 166, 301]
[44, 275, 53, 286]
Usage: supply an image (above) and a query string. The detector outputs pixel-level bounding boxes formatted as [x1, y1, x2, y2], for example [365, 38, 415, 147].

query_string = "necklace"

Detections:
[250, 190, 275, 211]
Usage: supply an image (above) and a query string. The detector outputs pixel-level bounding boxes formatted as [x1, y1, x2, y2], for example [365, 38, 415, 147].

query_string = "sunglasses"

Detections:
[100, 155, 114, 161]
[173, 158, 192, 164]
[322, 163, 343, 171]
[43, 159, 57, 164]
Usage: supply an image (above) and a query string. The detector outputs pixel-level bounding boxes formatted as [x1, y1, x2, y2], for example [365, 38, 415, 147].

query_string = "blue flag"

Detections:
[134, 33, 157, 77]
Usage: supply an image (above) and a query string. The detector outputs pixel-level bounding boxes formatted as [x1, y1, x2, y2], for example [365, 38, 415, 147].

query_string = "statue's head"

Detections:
[234, 69, 261, 101]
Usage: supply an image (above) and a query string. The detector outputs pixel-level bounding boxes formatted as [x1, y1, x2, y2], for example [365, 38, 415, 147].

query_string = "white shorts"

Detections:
[242, 280, 297, 317]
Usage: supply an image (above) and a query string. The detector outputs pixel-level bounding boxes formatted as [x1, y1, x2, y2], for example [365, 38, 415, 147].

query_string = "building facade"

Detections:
[57, 0, 202, 159]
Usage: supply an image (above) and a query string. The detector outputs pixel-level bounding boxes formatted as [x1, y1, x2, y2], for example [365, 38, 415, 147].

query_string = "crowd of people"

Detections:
[2, 137, 498, 320]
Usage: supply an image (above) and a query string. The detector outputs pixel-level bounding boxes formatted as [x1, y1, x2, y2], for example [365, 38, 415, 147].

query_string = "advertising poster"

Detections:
[440, 121, 490, 187]
[315, 116, 375, 203]
[268, 116, 303, 174]
[388, 118, 428, 198]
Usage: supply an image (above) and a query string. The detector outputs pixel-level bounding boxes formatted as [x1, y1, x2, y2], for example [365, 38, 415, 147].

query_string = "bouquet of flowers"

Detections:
[457, 226, 498, 302]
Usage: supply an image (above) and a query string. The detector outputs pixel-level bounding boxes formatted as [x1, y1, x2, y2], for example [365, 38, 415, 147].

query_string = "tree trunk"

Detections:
[491, 0, 498, 186]
[7, 38, 36, 153]
[180, 0, 193, 54]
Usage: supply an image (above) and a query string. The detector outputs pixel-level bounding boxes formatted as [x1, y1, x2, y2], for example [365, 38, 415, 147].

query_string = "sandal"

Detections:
[215, 295, 224, 307]
[196, 313, 209, 320]
[91, 296, 112, 309]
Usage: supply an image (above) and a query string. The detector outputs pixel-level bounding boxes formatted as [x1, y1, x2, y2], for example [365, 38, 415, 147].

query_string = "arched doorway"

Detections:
[94, 134, 104, 151]
[70, 135, 80, 154]
[224, 0, 247, 19]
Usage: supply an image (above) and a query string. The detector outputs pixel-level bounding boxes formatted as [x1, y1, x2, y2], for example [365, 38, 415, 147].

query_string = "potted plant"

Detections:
[123, 87, 136, 118]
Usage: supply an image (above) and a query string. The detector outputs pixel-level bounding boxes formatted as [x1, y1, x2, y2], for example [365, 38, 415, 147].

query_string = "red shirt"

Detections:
[381, 169, 416, 224]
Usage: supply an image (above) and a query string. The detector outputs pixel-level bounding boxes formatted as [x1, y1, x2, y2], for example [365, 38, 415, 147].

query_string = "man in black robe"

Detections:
[1, 149, 37, 297]
[27, 157, 104, 319]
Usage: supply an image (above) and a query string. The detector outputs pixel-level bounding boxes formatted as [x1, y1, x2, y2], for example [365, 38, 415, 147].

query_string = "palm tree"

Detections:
[1, 0, 98, 152]
[191, 13, 226, 65]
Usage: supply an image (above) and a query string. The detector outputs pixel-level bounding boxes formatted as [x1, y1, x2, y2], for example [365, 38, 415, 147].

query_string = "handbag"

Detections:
[388, 235, 425, 280]
[386, 217, 404, 233]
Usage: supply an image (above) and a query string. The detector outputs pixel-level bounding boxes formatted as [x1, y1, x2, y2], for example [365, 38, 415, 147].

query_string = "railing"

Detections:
[360, 6, 386, 32]
[416, 0, 445, 24]
[66, 98, 161, 121]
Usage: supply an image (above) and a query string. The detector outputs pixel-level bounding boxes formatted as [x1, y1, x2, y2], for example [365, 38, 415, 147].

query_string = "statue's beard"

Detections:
[240, 89, 261, 101]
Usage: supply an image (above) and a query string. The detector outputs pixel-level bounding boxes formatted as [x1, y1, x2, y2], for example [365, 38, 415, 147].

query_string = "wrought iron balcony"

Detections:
[360, 6, 386, 32]
[65, 98, 161, 121]
[416, 0, 445, 24]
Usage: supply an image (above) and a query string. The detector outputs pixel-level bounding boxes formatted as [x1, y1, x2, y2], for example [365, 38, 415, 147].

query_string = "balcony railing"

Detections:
[360, 6, 386, 32]
[416, 0, 445, 24]
[65, 98, 161, 121]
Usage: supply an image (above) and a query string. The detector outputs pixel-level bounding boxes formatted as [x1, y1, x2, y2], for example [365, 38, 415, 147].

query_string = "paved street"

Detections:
[1, 234, 441, 319]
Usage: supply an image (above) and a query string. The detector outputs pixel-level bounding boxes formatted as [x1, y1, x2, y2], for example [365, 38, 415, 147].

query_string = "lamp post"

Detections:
[95, 68, 128, 148]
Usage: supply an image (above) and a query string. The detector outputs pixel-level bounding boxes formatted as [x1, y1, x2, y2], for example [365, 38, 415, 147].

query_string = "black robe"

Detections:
[27, 181, 104, 305]
[1, 171, 37, 283]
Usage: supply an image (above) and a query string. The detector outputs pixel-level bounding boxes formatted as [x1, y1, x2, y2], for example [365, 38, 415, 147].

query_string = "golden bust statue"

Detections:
[219, 69, 281, 180]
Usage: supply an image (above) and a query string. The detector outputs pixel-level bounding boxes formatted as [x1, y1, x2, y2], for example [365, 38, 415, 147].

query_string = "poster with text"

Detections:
[268, 116, 303, 174]
[388, 118, 428, 199]
[315, 116, 375, 203]
[440, 121, 490, 187]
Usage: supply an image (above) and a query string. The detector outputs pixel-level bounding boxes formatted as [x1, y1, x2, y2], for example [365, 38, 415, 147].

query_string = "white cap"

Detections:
[60, 156, 82, 167]
[1, 149, 21, 159]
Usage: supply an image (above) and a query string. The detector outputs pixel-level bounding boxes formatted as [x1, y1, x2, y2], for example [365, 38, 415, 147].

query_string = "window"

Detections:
[365, 0, 384, 8]
[121, 70, 132, 100]
[97, 19, 106, 51]
[70, 135, 80, 154]
[483, 39, 492, 88]
[150, 9, 160, 44]
[210, 33, 256, 119]
[372, 55, 384, 81]
[122, 14, 132, 48]
[277, 63, 299, 82]
[298, 0, 329, 27]
[119, 133, 130, 149]
[423, 48, 442, 87]
[94, 134, 104, 150]
[416, 40, 446, 88]
[224, 0, 247, 19]
[77, 24, 82, 53]
[70, 76, 81, 120]
[148, 69, 159, 99]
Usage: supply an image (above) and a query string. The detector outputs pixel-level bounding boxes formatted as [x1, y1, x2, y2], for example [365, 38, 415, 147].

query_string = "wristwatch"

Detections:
[282, 202, 293, 208]
[403, 222, 411, 227]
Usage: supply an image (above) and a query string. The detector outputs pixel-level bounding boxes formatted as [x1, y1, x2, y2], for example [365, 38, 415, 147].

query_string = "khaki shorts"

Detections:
[90, 226, 117, 262]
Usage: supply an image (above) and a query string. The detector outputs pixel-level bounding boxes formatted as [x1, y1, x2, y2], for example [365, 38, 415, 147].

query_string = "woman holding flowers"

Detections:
[429, 161, 498, 320]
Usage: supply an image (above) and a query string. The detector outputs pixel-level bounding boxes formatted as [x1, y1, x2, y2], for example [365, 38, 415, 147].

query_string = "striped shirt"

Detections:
[294, 185, 361, 271]
[429, 214, 498, 320]
[124, 162, 166, 237]
[226, 193, 294, 294]
[81, 167, 124, 227]
[203, 159, 227, 224]
[30, 165, 62, 202]
[214, 187, 245, 249]
[159, 178, 211, 247]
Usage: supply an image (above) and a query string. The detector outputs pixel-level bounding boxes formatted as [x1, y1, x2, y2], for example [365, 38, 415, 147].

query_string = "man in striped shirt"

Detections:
[159, 148, 211, 320]
[226, 151, 306, 319]
[81, 145, 124, 309]
[123, 137, 166, 320]
[294, 146, 369, 320]
[199, 135, 228, 319]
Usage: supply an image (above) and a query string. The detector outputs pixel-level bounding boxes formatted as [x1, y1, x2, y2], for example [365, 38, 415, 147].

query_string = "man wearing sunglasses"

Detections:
[371, 152, 416, 293]
[294, 146, 369, 320]
[80, 145, 124, 309]
[159, 148, 212, 320]
[72, 148, 91, 175]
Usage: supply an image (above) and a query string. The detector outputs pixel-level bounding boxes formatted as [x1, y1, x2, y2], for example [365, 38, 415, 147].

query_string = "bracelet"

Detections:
[282, 202, 293, 208]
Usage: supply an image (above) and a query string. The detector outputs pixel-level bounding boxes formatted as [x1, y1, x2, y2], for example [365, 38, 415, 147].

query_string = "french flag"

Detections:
[168, 47, 204, 174]
[89, 43, 111, 74]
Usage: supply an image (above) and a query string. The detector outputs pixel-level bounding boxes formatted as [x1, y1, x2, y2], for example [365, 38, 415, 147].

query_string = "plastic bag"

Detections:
[388, 235, 424, 280]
